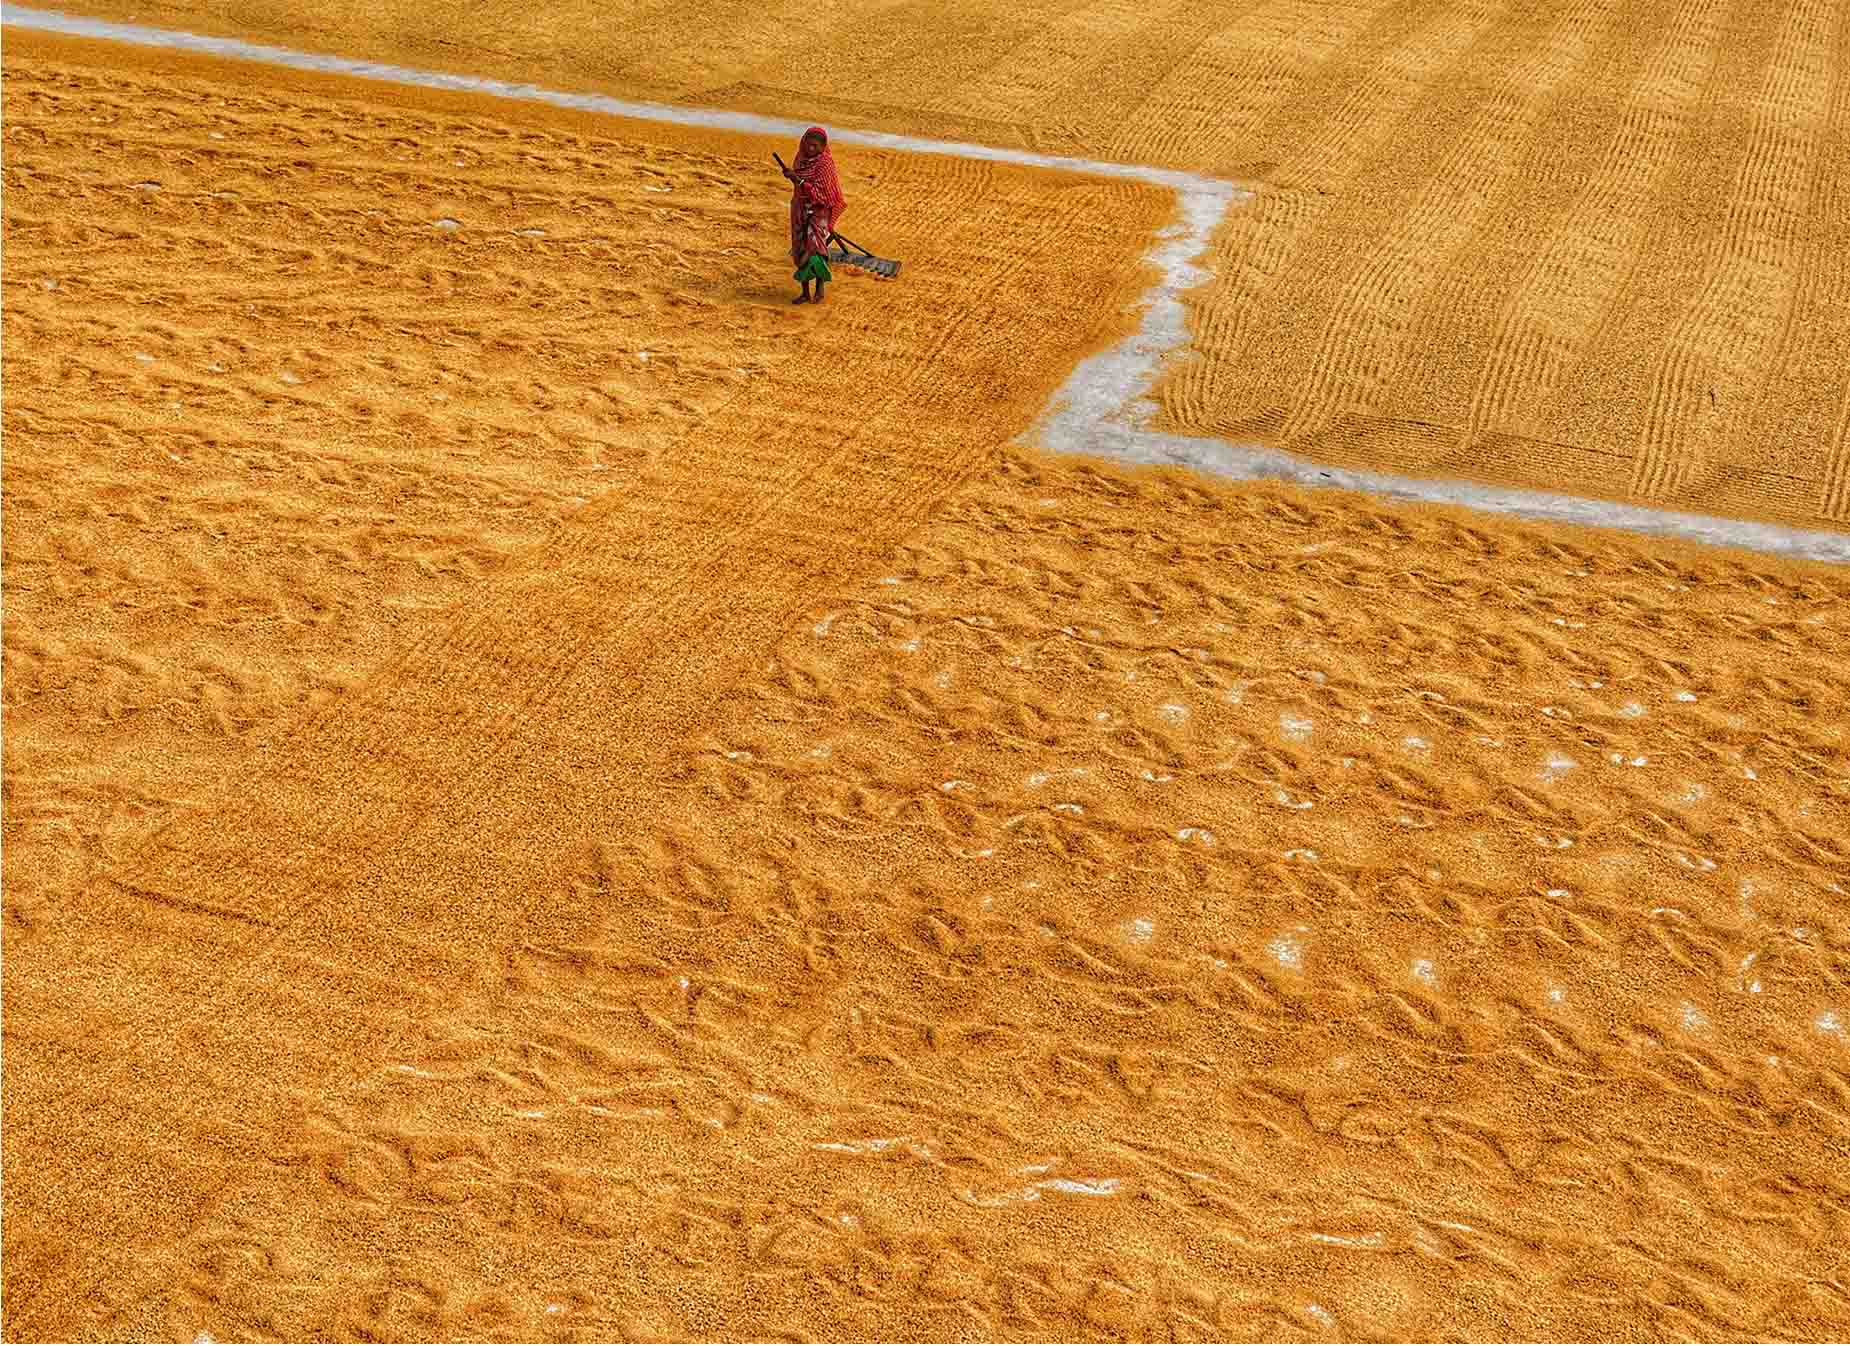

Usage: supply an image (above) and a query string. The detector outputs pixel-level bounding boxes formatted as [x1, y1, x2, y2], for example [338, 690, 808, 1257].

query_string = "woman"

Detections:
[783, 126, 846, 305]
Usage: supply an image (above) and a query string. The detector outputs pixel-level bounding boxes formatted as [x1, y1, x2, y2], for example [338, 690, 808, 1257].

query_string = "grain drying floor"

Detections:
[4, 13, 1850, 1346]
[41, 0, 1850, 532]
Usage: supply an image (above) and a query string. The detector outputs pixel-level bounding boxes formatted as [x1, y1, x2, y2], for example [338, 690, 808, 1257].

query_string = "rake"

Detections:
[823, 229, 901, 280]
[774, 153, 902, 279]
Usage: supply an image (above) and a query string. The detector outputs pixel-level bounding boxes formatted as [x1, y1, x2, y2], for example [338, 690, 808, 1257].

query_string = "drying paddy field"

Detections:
[3, 1, 1849, 1341]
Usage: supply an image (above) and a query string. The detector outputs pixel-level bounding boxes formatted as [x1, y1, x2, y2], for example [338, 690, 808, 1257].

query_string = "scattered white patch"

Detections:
[1124, 917, 1155, 943]
[1535, 835, 1574, 849]
[637, 350, 653, 362]
[1542, 706, 1564, 718]
[1268, 932, 1306, 970]
[517, 227, 547, 237]
[1675, 690, 1698, 702]
[1546, 888, 1569, 897]
[1548, 986, 1566, 1004]
[878, 575, 902, 585]
[1273, 788, 1313, 810]
[1620, 701, 1647, 718]
[1284, 848, 1319, 862]
[940, 779, 973, 793]
[724, 749, 753, 762]
[1412, 958, 1435, 986]
[1279, 713, 1313, 742]
[278, 369, 303, 385]
[936, 669, 954, 690]
[1309, 1231, 1384, 1249]
[1680, 1003, 1708, 1032]
[1141, 769, 1174, 782]
[1158, 702, 1189, 722]
[1053, 802, 1084, 815]
[814, 1137, 908, 1155]
[897, 638, 920, 654]
[1041, 1177, 1120, 1196]
[1224, 682, 1248, 705]
[809, 744, 832, 759]
[1817, 1011, 1843, 1036]
[132, 180, 160, 192]
[751, 1092, 775, 1105]
[812, 614, 836, 636]
[1474, 735, 1506, 748]
[393, 1064, 432, 1077]
[1540, 751, 1578, 782]
[1358, 712, 1374, 725]
[1176, 827, 1217, 846]
[1403, 735, 1431, 753]
[1680, 783, 1707, 804]
[1744, 766, 1759, 780]
[1094, 710, 1112, 722]
[517, 1109, 547, 1119]
[433, 216, 461, 231]
[1306, 1305, 1336, 1329]
[545, 1304, 564, 1315]
[1674, 852, 1717, 872]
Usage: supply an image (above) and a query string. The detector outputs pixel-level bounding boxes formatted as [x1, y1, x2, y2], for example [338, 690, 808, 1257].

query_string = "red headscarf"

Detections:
[790, 126, 846, 262]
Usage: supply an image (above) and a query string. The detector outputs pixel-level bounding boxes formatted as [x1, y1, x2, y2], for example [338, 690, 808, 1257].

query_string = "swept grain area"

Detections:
[46, 0, 1850, 530]
[6, 14, 1850, 1346]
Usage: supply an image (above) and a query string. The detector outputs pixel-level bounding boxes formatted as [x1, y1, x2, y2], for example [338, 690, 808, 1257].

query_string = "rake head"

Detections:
[826, 233, 901, 279]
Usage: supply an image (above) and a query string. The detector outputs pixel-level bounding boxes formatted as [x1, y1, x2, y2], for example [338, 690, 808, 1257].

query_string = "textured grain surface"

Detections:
[40, 0, 1850, 529]
[5, 15, 1850, 1346]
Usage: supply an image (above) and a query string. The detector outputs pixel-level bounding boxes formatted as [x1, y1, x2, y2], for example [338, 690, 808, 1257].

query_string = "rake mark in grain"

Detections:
[1630, 0, 1836, 505]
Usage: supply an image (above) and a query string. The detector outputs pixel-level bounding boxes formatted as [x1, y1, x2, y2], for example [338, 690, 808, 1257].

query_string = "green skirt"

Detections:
[794, 252, 833, 284]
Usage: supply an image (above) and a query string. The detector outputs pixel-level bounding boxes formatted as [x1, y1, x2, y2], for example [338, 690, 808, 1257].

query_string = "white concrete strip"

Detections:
[8, 3, 1847, 564]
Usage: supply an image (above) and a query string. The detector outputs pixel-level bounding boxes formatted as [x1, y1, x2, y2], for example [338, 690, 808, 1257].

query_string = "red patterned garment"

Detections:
[789, 126, 847, 264]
